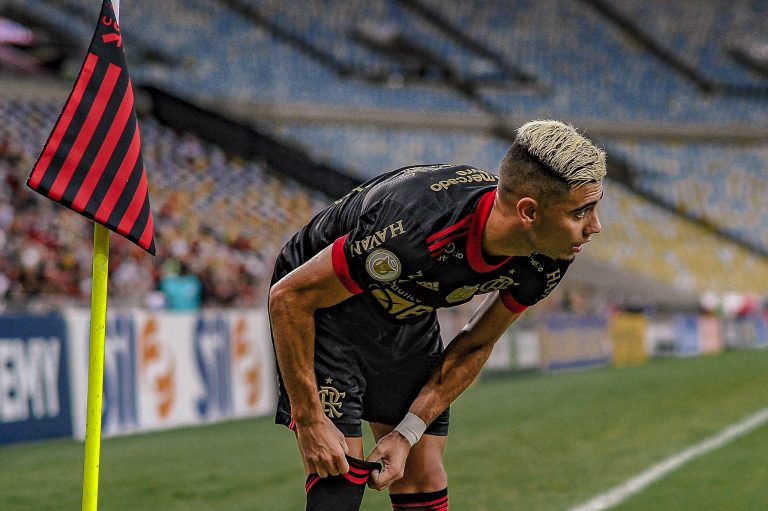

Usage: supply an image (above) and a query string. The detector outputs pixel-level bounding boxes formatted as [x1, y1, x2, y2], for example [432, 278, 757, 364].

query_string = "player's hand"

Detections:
[297, 415, 350, 477]
[365, 431, 411, 490]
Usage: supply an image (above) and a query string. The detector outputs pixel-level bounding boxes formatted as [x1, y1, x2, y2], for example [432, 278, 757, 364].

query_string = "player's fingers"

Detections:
[322, 451, 346, 477]
[338, 454, 350, 475]
[305, 460, 320, 478]
[367, 466, 393, 490]
[313, 460, 329, 478]
[367, 468, 383, 490]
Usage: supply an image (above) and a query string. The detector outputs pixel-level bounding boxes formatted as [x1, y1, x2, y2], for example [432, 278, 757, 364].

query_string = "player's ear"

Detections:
[517, 197, 537, 225]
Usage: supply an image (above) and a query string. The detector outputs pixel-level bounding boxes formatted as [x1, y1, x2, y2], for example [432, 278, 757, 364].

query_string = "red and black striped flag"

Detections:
[27, 0, 155, 255]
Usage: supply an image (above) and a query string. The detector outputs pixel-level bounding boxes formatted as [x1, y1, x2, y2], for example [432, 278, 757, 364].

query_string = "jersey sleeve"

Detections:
[330, 199, 426, 294]
[500, 256, 571, 310]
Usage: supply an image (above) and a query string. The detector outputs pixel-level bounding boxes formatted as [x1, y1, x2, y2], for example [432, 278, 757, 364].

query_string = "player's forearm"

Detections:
[408, 330, 495, 424]
[268, 287, 325, 425]
[409, 294, 520, 424]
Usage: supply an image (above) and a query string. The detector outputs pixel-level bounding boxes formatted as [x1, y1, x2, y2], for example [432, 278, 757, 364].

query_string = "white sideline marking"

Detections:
[567, 406, 768, 511]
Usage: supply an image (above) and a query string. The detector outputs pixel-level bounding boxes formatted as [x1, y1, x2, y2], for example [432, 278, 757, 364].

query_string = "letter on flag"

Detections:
[26, 0, 155, 255]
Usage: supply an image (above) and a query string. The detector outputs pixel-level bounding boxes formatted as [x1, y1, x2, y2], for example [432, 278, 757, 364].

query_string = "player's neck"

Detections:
[483, 194, 535, 257]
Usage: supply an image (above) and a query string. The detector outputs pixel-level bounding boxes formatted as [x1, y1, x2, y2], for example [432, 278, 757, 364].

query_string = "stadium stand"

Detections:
[1, 0, 767, 312]
[587, 0, 768, 90]
[9, 0, 768, 119]
[605, 140, 768, 254]
[0, 96, 327, 310]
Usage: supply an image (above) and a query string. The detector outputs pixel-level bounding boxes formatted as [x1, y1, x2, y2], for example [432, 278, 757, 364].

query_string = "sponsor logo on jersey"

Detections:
[387, 281, 421, 302]
[417, 281, 439, 291]
[371, 288, 434, 319]
[445, 285, 479, 303]
[334, 185, 366, 204]
[429, 216, 472, 259]
[366, 249, 401, 282]
[429, 168, 497, 192]
[402, 164, 452, 177]
[529, 256, 545, 272]
[318, 384, 346, 419]
[397, 270, 424, 283]
[350, 220, 407, 256]
[478, 274, 519, 293]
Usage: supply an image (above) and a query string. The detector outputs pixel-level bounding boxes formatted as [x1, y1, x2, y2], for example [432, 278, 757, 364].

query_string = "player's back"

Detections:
[272, 164, 499, 282]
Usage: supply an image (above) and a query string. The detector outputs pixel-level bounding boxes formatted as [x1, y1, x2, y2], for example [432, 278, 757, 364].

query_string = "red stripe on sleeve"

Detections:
[500, 289, 528, 313]
[426, 214, 472, 243]
[332, 235, 363, 295]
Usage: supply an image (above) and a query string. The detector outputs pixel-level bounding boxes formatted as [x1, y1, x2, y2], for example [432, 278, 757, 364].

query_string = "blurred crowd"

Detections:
[0, 98, 327, 311]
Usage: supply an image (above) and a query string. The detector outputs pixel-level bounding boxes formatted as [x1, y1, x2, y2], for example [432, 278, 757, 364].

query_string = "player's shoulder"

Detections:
[506, 253, 572, 306]
[365, 163, 498, 209]
[397, 163, 497, 189]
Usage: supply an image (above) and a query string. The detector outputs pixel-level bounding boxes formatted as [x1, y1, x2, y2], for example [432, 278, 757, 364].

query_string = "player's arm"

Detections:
[268, 244, 354, 477]
[409, 291, 522, 424]
[367, 292, 522, 488]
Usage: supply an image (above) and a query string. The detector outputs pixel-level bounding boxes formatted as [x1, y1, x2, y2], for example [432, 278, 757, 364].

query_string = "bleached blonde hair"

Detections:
[514, 120, 606, 187]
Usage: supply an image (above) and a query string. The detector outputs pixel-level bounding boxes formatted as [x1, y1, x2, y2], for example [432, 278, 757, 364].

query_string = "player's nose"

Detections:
[585, 211, 601, 236]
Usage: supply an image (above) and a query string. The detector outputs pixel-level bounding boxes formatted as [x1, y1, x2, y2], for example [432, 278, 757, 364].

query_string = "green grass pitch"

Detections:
[2, 348, 767, 510]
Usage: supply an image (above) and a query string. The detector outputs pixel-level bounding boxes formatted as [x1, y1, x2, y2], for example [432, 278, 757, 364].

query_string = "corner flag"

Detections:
[26, 1, 151, 509]
[26, 0, 155, 254]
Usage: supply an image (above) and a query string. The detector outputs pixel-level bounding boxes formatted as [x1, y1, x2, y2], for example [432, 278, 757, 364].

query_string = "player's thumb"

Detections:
[367, 449, 400, 490]
[365, 448, 383, 487]
[364, 444, 382, 465]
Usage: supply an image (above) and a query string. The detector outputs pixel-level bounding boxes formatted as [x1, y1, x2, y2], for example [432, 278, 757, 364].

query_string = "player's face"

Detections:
[534, 181, 603, 261]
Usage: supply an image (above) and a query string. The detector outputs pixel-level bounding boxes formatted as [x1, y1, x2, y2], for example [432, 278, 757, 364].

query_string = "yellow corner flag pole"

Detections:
[82, 4, 119, 509]
[82, 223, 110, 511]
[25, 0, 152, 504]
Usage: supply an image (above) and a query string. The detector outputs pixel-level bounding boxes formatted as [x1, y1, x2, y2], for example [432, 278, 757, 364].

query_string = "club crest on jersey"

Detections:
[446, 285, 478, 303]
[318, 384, 346, 419]
[366, 249, 401, 282]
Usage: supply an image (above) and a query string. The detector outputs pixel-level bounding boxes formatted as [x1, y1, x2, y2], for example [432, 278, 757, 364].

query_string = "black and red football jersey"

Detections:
[272, 164, 571, 323]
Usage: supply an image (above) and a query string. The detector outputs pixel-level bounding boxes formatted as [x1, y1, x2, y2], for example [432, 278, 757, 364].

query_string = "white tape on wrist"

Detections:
[394, 412, 427, 446]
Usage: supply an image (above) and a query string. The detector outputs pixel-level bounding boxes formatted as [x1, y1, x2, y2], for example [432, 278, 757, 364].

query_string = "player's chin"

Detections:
[539, 247, 575, 261]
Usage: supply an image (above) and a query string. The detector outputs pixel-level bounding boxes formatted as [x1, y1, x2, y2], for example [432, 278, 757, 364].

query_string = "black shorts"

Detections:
[272, 294, 450, 437]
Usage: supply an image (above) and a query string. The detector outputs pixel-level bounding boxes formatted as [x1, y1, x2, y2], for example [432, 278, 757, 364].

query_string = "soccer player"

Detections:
[268, 120, 606, 510]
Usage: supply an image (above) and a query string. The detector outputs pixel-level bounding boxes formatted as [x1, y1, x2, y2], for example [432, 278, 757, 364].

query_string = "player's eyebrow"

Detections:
[570, 190, 604, 213]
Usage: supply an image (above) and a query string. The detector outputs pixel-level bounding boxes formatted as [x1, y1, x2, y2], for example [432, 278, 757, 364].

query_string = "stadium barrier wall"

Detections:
[647, 314, 730, 357]
[723, 314, 768, 349]
[64, 308, 276, 440]
[0, 309, 275, 445]
[538, 314, 612, 371]
[0, 313, 73, 444]
[3, 309, 765, 444]
[609, 311, 649, 367]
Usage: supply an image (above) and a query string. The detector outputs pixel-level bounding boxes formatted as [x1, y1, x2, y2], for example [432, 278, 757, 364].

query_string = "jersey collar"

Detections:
[467, 189, 512, 273]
